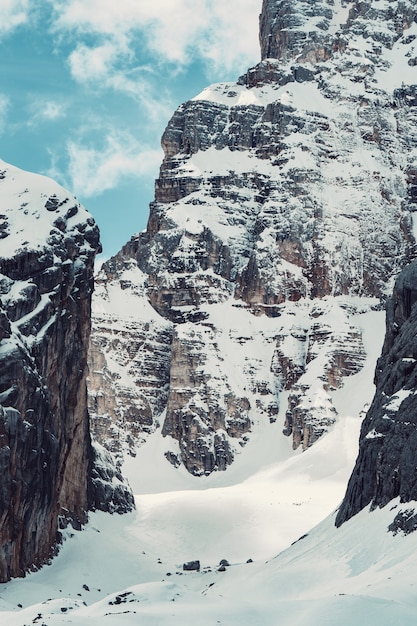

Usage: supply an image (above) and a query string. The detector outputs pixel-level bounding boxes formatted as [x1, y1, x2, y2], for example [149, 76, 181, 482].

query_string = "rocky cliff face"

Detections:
[336, 259, 417, 529]
[89, 246, 173, 459]
[0, 161, 133, 582]
[89, 0, 417, 475]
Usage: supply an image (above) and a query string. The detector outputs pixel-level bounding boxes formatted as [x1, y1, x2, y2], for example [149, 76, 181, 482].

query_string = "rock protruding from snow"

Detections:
[276, 299, 367, 450]
[89, 442, 135, 514]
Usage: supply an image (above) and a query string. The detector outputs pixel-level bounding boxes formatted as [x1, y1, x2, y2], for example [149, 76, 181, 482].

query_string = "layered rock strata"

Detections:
[90, 0, 417, 474]
[0, 161, 132, 582]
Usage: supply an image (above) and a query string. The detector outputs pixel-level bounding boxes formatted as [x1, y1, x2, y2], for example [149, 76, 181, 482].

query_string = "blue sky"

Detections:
[0, 0, 260, 258]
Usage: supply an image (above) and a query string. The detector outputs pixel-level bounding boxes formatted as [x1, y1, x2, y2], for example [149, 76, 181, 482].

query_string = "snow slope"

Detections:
[2, 308, 410, 625]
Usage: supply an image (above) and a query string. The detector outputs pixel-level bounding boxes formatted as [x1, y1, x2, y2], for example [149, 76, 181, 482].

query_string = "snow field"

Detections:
[0, 305, 402, 625]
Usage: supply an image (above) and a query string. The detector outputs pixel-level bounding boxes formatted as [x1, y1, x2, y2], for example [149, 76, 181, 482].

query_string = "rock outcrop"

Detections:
[336, 260, 417, 528]
[0, 161, 133, 582]
[89, 0, 417, 474]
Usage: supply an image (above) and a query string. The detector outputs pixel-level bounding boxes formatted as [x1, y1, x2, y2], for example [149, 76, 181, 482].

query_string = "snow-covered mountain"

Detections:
[0, 320, 414, 625]
[0, 161, 133, 582]
[89, 0, 417, 476]
[2, 1, 417, 623]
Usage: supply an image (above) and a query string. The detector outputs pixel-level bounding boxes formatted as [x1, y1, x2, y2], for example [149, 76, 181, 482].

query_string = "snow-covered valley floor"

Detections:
[2, 308, 417, 625]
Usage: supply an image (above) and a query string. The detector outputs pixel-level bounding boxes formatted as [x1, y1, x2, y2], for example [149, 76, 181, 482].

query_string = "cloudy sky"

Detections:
[0, 0, 260, 257]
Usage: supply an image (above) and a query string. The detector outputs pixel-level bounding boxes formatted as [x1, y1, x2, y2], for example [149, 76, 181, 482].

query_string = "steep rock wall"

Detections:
[89, 0, 417, 475]
[89, 248, 173, 458]
[0, 161, 133, 582]
[336, 260, 417, 528]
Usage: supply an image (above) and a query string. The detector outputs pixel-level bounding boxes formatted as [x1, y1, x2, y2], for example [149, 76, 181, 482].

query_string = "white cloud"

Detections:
[198, 1, 262, 75]
[0, 0, 29, 37]
[107, 72, 174, 123]
[65, 131, 162, 197]
[143, 0, 261, 75]
[0, 94, 10, 134]
[49, 0, 142, 36]
[42, 101, 66, 120]
[68, 41, 174, 125]
[68, 40, 127, 83]
[49, 0, 260, 79]
[27, 99, 67, 125]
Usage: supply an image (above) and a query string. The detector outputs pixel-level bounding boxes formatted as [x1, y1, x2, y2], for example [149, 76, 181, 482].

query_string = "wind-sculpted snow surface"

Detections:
[0, 161, 133, 582]
[90, 0, 417, 474]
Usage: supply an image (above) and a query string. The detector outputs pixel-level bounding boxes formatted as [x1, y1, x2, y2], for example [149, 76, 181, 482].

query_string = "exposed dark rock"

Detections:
[238, 59, 295, 88]
[336, 260, 417, 527]
[0, 162, 132, 582]
[183, 560, 200, 572]
[388, 509, 417, 535]
[89, 442, 135, 514]
[165, 451, 181, 468]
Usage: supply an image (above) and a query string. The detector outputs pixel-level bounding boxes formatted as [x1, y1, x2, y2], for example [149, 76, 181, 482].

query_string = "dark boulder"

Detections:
[183, 560, 200, 572]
